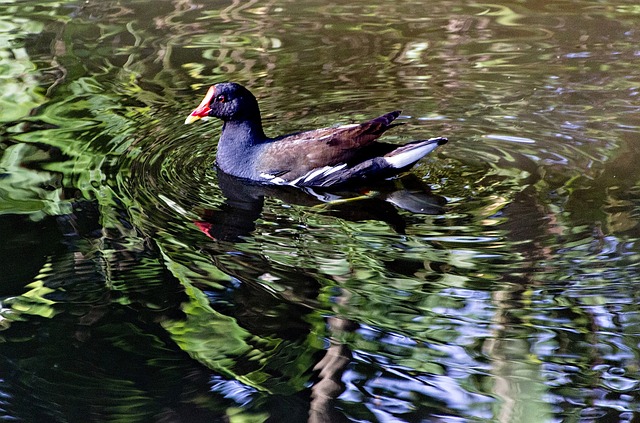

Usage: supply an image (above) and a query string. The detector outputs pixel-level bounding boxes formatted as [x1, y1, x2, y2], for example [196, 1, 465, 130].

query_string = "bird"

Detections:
[184, 82, 447, 188]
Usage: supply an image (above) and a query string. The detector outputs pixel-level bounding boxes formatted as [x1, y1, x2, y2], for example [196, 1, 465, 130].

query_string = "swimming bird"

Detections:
[185, 82, 447, 188]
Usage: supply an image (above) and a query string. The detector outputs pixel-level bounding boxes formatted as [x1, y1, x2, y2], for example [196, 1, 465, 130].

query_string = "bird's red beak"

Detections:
[185, 86, 215, 124]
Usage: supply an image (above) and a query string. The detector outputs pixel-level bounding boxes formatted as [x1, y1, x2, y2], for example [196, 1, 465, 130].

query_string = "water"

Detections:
[1, 1, 640, 422]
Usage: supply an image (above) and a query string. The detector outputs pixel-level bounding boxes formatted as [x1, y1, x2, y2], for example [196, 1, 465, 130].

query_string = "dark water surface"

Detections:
[1, 1, 640, 422]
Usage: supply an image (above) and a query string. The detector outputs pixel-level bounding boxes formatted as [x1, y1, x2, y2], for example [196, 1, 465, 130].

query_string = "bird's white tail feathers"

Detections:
[383, 138, 443, 169]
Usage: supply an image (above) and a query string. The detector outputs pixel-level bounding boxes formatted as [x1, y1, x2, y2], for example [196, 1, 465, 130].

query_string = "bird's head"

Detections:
[185, 82, 260, 124]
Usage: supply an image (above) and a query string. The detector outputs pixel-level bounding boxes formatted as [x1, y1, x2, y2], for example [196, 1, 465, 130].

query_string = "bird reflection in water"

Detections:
[195, 168, 447, 242]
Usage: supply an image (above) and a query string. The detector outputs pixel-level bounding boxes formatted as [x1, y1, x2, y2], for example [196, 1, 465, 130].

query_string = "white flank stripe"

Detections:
[322, 163, 347, 176]
[302, 166, 331, 182]
[289, 176, 304, 185]
[287, 163, 348, 186]
[302, 165, 339, 182]
[260, 173, 287, 185]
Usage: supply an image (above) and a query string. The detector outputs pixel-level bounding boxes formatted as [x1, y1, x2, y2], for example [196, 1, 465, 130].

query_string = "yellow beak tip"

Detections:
[184, 115, 201, 125]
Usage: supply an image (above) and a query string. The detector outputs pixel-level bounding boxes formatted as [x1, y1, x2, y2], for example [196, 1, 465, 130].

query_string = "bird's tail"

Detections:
[383, 137, 448, 169]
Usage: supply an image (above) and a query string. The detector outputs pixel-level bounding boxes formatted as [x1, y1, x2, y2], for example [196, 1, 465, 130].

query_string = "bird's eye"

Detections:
[216, 94, 226, 103]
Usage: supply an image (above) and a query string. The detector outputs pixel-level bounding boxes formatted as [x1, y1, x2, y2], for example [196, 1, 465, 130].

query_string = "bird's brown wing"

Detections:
[257, 111, 401, 180]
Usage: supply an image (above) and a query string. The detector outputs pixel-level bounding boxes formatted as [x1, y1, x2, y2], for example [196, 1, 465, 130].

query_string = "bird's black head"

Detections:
[185, 82, 261, 124]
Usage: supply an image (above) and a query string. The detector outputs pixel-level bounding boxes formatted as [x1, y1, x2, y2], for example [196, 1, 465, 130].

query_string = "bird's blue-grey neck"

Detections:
[215, 119, 267, 179]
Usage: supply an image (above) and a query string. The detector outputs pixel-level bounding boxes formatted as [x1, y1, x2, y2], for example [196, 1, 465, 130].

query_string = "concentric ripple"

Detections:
[114, 109, 224, 238]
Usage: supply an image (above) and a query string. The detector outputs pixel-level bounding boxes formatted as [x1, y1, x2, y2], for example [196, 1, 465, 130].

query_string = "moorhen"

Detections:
[185, 82, 447, 187]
